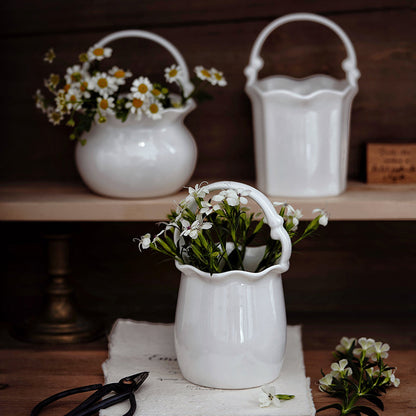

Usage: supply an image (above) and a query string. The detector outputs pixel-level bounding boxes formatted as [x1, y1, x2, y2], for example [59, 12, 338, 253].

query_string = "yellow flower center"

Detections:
[152, 89, 161, 96]
[138, 84, 148, 94]
[149, 103, 159, 114]
[64, 84, 71, 93]
[114, 69, 125, 78]
[132, 98, 144, 108]
[201, 69, 211, 78]
[80, 81, 88, 91]
[169, 68, 178, 78]
[50, 74, 60, 86]
[71, 72, 81, 82]
[69, 95, 77, 103]
[99, 99, 109, 110]
[97, 78, 108, 88]
[93, 47, 104, 57]
[214, 73, 222, 80]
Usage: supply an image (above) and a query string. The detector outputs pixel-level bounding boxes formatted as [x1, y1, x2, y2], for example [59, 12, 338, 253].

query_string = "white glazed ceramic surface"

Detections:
[245, 13, 360, 197]
[75, 101, 197, 198]
[75, 30, 197, 199]
[173, 181, 291, 389]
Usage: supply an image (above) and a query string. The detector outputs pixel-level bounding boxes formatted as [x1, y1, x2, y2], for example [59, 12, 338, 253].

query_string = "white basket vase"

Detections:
[174, 181, 292, 389]
[75, 30, 197, 199]
[245, 13, 360, 197]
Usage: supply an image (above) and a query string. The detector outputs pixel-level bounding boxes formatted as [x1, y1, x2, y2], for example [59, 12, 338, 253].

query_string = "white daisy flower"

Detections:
[97, 96, 115, 115]
[370, 341, 390, 360]
[259, 385, 281, 408]
[34, 89, 47, 113]
[65, 87, 82, 110]
[145, 98, 163, 120]
[47, 107, 64, 125]
[130, 76, 153, 100]
[109, 66, 132, 85]
[125, 95, 147, 120]
[194, 66, 215, 85]
[164, 64, 182, 84]
[312, 208, 329, 226]
[353, 337, 375, 358]
[91, 72, 118, 96]
[65, 65, 84, 84]
[87, 45, 112, 62]
[78, 79, 91, 99]
[210, 67, 227, 86]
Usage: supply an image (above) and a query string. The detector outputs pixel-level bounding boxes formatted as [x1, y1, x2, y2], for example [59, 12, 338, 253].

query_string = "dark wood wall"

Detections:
[1, 1, 415, 328]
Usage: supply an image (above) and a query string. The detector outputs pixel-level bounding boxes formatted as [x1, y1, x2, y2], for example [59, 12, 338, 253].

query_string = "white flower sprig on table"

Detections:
[134, 181, 329, 274]
[317, 337, 400, 416]
[258, 385, 295, 408]
[35, 45, 227, 144]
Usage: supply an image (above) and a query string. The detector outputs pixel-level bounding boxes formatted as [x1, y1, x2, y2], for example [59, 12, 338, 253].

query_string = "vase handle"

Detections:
[93, 30, 194, 96]
[203, 181, 292, 273]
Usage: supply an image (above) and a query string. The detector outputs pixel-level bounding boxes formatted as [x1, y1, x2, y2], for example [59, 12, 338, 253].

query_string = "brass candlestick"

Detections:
[13, 234, 103, 343]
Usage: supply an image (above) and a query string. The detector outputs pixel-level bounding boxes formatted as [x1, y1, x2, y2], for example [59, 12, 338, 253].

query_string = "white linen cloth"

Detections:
[101, 319, 315, 416]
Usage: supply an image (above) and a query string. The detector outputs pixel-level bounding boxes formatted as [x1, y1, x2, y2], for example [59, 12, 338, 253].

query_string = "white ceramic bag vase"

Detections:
[75, 30, 197, 199]
[245, 13, 360, 197]
[174, 181, 292, 389]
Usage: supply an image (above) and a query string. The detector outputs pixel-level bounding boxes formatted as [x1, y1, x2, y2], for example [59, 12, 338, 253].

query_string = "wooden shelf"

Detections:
[0, 181, 415, 221]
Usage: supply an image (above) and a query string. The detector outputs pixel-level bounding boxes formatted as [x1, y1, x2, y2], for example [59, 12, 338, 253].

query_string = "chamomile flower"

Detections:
[125, 95, 147, 120]
[34, 89, 47, 113]
[109, 66, 132, 85]
[47, 107, 63, 125]
[87, 44, 112, 62]
[145, 99, 163, 120]
[55, 90, 70, 114]
[65, 65, 84, 84]
[44, 73, 60, 91]
[65, 88, 82, 110]
[164, 64, 182, 84]
[44, 48, 56, 63]
[210, 68, 227, 86]
[79, 80, 91, 99]
[130, 76, 153, 100]
[91, 72, 118, 96]
[194, 66, 214, 84]
[97, 96, 115, 115]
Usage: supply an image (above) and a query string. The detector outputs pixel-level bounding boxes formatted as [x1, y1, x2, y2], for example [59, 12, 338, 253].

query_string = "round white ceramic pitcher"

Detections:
[174, 181, 292, 389]
[75, 30, 197, 199]
[245, 13, 360, 197]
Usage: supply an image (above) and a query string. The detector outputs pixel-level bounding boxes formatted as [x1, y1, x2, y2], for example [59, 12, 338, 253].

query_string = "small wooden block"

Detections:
[367, 143, 416, 184]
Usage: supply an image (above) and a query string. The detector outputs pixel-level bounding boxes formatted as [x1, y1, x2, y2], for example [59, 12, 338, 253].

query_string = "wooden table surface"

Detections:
[0, 320, 415, 415]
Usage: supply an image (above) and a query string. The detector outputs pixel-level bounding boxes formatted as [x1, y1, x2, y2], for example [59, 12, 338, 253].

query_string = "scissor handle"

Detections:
[93, 30, 194, 96]
[245, 13, 360, 87]
[30, 384, 102, 416]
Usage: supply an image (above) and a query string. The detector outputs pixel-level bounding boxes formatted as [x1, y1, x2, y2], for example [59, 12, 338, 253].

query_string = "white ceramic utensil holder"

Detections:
[174, 181, 292, 389]
[245, 13, 360, 197]
[75, 30, 197, 199]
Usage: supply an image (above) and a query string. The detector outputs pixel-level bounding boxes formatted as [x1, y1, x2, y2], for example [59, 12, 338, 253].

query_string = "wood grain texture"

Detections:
[0, 2, 415, 182]
[0, 322, 414, 416]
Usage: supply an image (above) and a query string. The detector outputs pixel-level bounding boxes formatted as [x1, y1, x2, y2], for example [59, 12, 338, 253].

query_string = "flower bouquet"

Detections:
[35, 45, 226, 144]
[136, 181, 328, 274]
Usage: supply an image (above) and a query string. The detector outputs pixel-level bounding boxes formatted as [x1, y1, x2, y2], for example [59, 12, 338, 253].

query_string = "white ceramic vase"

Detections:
[245, 13, 360, 197]
[75, 30, 197, 199]
[174, 181, 292, 389]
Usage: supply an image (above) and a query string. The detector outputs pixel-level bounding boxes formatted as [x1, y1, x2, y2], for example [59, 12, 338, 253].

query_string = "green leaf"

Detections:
[316, 403, 343, 413]
[362, 395, 384, 410]
[352, 405, 380, 416]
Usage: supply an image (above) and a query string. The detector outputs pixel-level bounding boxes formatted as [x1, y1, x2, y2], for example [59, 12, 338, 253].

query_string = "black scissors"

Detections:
[31, 371, 149, 416]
